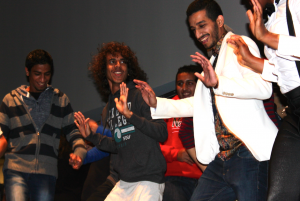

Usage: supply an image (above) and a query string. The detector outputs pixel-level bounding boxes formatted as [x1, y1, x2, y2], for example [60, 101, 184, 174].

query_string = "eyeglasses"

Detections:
[108, 59, 127, 66]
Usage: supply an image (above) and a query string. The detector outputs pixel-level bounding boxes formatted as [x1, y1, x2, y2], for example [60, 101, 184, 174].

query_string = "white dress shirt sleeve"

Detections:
[277, 34, 300, 58]
[151, 97, 194, 119]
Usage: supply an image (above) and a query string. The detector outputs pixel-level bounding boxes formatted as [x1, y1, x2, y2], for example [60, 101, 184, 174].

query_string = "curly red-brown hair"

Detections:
[89, 42, 148, 102]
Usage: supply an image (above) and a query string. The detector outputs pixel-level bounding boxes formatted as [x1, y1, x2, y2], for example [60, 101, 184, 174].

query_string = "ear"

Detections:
[25, 67, 30, 76]
[216, 15, 224, 28]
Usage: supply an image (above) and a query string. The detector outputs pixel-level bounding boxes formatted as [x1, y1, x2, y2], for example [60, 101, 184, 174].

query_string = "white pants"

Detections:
[105, 180, 165, 201]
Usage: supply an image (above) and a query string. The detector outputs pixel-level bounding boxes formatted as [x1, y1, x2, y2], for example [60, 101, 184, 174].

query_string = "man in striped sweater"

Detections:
[0, 49, 86, 201]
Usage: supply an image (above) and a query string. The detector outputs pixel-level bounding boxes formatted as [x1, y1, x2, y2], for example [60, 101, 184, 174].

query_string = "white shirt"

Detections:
[262, 0, 300, 94]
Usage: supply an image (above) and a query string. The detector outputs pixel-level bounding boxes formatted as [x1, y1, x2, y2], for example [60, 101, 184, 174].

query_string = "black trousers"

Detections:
[85, 179, 114, 201]
[81, 156, 111, 201]
[268, 86, 300, 201]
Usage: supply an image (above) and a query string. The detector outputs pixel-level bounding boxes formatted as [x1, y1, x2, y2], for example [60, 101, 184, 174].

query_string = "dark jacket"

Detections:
[86, 81, 167, 183]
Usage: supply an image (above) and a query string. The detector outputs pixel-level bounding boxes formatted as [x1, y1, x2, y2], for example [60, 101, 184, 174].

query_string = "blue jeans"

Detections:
[163, 176, 198, 201]
[190, 146, 268, 201]
[4, 169, 56, 201]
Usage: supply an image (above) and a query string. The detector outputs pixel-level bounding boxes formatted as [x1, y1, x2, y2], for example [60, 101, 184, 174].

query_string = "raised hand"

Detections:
[69, 153, 83, 170]
[114, 82, 132, 119]
[247, 0, 279, 49]
[227, 35, 264, 74]
[74, 111, 91, 138]
[177, 149, 194, 166]
[133, 79, 157, 108]
[191, 52, 218, 88]
[227, 35, 254, 66]
[247, 0, 268, 41]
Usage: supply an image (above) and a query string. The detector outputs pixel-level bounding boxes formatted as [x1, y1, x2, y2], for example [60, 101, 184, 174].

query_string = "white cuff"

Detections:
[261, 60, 278, 82]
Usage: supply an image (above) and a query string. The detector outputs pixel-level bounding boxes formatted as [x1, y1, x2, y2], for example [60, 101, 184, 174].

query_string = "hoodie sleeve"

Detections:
[126, 91, 168, 142]
[85, 132, 118, 153]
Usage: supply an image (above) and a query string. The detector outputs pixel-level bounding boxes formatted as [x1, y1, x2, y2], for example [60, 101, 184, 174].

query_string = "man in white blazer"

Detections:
[134, 0, 278, 200]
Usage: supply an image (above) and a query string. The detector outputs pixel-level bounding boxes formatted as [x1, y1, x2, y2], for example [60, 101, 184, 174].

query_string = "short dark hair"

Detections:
[89, 41, 148, 102]
[176, 64, 203, 82]
[25, 49, 54, 73]
[186, 0, 223, 21]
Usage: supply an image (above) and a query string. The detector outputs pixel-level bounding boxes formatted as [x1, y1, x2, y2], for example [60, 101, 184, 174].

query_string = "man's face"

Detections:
[25, 64, 52, 93]
[189, 9, 220, 49]
[176, 72, 197, 99]
[106, 53, 128, 91]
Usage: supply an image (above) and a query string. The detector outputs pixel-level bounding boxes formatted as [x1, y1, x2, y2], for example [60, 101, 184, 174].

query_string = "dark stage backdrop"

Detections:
[0, 0, 251, 120]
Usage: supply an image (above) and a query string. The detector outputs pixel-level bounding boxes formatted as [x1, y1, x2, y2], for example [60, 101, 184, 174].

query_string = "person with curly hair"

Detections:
[89, 41, 148, 103]
[75, 41, 168, 201]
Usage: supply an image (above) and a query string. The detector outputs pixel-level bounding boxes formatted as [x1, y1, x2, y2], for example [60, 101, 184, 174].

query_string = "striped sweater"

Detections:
[0, 86, 86, 178]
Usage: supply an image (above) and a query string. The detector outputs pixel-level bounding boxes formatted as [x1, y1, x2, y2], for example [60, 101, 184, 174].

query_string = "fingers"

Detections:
[135, 80, 153, 92]
[84, 118, 90, 124]
[119, 82, 127, 95]
[133, 79, 146, 85]
[120, 82, 129, 97]
[246, 9, 254, 23]
[125, 87, 129, 97]
[180, 150, 194, 166]
[69, 154, 82, 169]
[134, 79, 149, 90]
[250, 0, 263, 21]
[136, 82, 155, 97]
[69, 155, 82, 170]
[142, 86, 154, 95]
[191, 52, 210, 66]
[74, 111, 86, 123]
[251, 0, 262, 14]
[186, 158, 194, 166]
[194, 72, 204, 82]
[69, 153, 77, 167]
[74, 119, 80, 128]
[227, 35, 245, 49]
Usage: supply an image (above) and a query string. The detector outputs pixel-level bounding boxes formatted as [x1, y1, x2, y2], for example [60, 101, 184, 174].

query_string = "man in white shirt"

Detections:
[134, 0, 277, 200]
[227, 0, 300, 200]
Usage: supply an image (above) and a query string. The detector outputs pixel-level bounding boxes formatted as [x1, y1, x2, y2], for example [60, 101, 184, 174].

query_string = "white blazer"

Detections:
[151, 32, 278, 164]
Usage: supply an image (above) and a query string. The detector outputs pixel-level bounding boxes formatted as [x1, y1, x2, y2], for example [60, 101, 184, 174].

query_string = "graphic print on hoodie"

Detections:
[108, 102, 134, 149]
